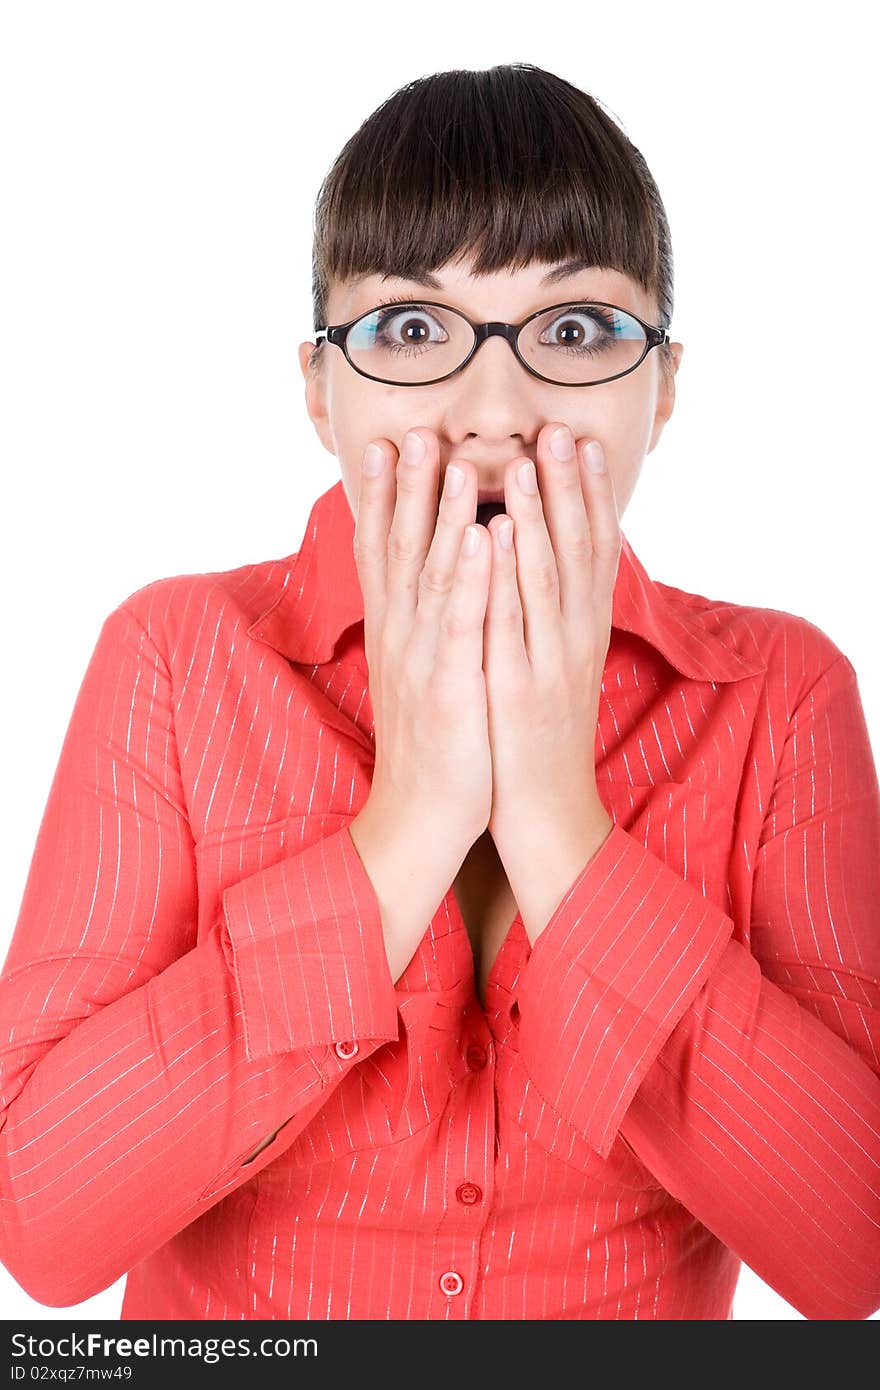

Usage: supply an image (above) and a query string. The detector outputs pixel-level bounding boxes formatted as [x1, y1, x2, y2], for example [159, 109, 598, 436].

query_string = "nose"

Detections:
[471, 322, 521, 353]
[462, 323, 526, 377]
[443, 327, 539, 451]
[460, 325, 528, 381]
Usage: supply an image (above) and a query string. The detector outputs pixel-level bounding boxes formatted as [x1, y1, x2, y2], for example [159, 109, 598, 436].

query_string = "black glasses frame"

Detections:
[314, 298, 670, 388]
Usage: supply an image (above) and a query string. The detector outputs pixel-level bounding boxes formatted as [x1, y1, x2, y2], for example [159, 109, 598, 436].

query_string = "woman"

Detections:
[1, 63, 878, 1321]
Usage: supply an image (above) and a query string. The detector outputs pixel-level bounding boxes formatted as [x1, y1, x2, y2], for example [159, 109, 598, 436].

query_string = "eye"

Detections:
[373, 300, 449, 353]
[538, 304, 618, 355]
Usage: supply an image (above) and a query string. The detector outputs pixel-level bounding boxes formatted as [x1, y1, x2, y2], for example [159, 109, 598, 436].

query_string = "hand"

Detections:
[482, 422, 619, 868]
[352, 429, 494, 856]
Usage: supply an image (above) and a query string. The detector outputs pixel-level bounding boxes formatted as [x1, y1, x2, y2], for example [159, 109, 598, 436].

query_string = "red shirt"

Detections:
[2, 479, 879, 1321]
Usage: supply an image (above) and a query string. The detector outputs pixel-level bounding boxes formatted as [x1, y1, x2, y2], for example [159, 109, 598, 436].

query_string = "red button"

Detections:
[334, 1040, 359, 1059]
[465, 1043, 487, 1071]
[456, 1182, 482, 1205]
[439, 1270, 464, 1296]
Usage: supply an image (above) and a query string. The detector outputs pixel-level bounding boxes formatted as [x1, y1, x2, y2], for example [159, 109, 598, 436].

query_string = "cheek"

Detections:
[340, 471, 358, 523]
[329, 393, 412, 523]
[586, 404, 650, 519]
[599, 384, 657, 467]
[328, 373, 414, 457]
[606, 459, 642, 519]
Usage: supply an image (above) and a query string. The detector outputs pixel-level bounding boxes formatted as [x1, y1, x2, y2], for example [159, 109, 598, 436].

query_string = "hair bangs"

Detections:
[311, 65, 673, 365]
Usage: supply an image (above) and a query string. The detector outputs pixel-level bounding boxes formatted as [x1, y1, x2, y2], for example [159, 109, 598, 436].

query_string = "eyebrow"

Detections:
[538, 259, 599, 286]
[350, 259, 597, 292]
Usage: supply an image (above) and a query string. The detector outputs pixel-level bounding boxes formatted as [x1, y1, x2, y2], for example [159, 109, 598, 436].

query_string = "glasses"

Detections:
[314, 298, 670, 388]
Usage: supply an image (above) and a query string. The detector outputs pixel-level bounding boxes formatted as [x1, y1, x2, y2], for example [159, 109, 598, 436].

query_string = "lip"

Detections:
[476, 488, 507, 504]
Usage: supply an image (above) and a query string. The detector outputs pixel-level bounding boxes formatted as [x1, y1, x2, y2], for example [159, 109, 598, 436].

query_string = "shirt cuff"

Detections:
[221, 822, 401, 1062]
[513, 820, 733, 1160]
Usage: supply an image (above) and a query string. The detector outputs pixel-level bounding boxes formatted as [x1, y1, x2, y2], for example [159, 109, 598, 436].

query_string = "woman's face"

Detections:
[297, 254, 684, 523]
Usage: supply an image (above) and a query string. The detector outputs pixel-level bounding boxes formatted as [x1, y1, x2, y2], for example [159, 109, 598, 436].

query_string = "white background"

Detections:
[1, 0, 877, 1321]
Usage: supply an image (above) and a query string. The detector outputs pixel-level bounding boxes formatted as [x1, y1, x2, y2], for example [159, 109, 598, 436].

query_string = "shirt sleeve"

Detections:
[0, 602, 400, 1309]
[512, 652, 880, 1321]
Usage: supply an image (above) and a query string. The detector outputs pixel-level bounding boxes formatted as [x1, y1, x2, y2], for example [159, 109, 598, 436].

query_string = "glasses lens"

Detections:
[519, 303, 647, 384]
[343, 300, 649, 385]
[346, 302, 474, 383]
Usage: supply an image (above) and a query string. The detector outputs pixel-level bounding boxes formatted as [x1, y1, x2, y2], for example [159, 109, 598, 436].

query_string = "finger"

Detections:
[502, 454, 564, 670]
[409, 457, 480, 671]
[352, 439, 398, 657]
[577, 438, 622, 633]
[536, 423, 594, 643]
[484, 513, 525, 685]
[432, 518, 492, 691]
[383, 429, 442, 636]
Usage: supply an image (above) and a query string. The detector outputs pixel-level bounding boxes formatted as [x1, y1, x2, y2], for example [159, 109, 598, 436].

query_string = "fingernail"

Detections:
[363, 444, 385, 476]
[462, 525, 480, 556]
[550, 426, 575, 461]
[444, 464, 465, 499]
[498, 518, 514, 550]
[402, 431, 426, 466]
[585, 440, 606, 473]
[517, 460, 538, 494]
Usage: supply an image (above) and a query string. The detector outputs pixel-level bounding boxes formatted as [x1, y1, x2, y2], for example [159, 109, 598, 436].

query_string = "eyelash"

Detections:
[373, 294, 432, 318]
[371, 297, 444, 356]
[368, 296, 617, 358]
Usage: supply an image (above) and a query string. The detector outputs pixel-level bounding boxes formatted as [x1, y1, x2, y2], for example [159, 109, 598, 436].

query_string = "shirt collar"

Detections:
[247, 479, 767, 683]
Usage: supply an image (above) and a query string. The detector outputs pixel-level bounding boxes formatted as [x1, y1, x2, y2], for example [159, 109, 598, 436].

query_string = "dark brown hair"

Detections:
[310, 63, 674, 381]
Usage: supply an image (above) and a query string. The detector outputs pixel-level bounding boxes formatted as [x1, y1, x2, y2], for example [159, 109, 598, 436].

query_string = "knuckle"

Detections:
[352, 536, 381, 567]
[555, 467, 583, 493]
[387, 529, 421, 565]
[498, 597, 521, 624]
[418, 562, 451, 600]
[440, 607, 474, 642]
[593, 534, 622, 564]
[395, 461, 423, 495]
[562, 531, 593, 563]
[532, 560, 559, 596]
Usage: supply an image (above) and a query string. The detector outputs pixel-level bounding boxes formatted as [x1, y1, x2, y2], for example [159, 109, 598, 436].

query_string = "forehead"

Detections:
[331, 258, 653, 322]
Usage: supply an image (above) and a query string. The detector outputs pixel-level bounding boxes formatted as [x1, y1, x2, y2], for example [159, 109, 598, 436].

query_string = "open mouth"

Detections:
[475, 500, 508, 527]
